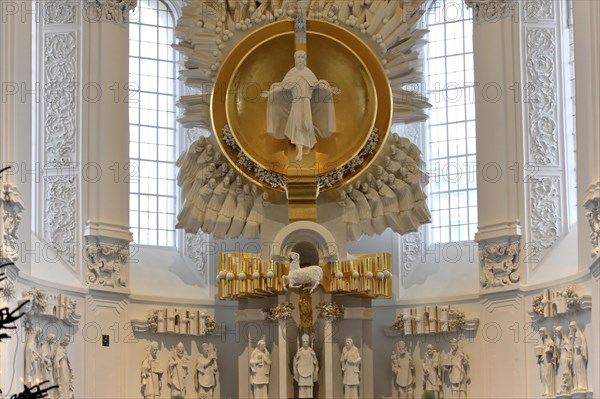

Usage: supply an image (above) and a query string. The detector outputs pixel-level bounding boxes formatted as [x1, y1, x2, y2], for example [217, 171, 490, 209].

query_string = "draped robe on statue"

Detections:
[266, 66, 336, 150]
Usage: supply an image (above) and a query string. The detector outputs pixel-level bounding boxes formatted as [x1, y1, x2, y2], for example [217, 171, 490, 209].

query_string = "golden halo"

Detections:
[211, 19, 392, 192]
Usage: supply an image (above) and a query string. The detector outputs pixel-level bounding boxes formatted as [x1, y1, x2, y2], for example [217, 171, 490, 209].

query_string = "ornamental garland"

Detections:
[315, 301, 345, 321]
[317, 128, 380, 189]
[222, 126, 288, 189]
[262, 302, 295, 321]
[22, 287, 48, 313]
[391, 314, 405, 332]
[222, 125, 381, 190]
[447, 308, 466, 330]
[147, 310, 159, 332]
[532, 294, 545, 316]
[558, 285, 580, 311]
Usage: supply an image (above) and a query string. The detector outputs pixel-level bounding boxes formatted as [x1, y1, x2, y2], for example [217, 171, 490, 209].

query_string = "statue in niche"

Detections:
[293, 333, 319, 398]
[249, 338, 271, 399]
[195, 343, 219, 399]
[167, 342, 189, 398]
[24, 325, 42, 386]
[554, 326, 573, 395]
[443, 338, 470, 399]
[340, 337, 361, 399]
[536, 327, 556, 398]
[422, 344, 442, 399]
[141, 341, 163, 399]
[54, 335, 74, 399]
[568, 321, 588, 392]
[262, 50, 340, 161]
[392, 340, 415, 399]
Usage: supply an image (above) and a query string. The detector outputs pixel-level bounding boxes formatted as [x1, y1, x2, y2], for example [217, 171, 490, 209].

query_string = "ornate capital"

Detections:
[85, 0, 137, 24]
[1, 183, 24, 264]
[84, 240, 130, 290]
[479, 239, 521, 289]
[583, 182, 600, 257]
[465, 0, 517, 21]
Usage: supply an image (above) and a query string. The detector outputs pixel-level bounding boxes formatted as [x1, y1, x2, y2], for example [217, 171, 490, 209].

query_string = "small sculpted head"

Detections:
[294, 51, 307, 69]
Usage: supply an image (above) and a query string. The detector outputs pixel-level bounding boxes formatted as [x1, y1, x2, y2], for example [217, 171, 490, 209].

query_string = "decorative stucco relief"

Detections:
[479, 240, 521, 288]
[44, 32, 77, 167]
[526, 27, 559, 166]
[44, 176, 77, 267]
[84, 0, 137, 24]
[530, 176, 561, 250]
[43, 0, 77, 25]
[465, 0, 517, 21]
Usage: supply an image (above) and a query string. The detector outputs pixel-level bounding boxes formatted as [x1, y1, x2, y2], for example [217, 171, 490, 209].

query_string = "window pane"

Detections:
[426, 0, 477, 244]
[129, 0, 177, 246]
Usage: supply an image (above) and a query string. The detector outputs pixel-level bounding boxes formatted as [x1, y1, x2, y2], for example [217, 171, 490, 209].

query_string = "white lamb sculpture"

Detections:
[282, 252, 323, 294]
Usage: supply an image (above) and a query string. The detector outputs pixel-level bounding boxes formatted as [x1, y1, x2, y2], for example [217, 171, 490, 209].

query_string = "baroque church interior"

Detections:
[0, 0, 599, 398]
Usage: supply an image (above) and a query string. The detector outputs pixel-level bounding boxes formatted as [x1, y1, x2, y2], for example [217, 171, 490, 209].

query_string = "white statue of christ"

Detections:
[262, 50, 340, 161]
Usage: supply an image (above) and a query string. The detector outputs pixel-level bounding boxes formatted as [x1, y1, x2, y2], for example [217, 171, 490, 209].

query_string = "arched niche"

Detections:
[272, 221, 339, 263]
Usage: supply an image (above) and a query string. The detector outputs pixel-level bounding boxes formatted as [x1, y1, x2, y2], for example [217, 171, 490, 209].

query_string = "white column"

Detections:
[81, 1, 135, 292]
[467, 0, 523, 289]
[573, 0, 600, 264]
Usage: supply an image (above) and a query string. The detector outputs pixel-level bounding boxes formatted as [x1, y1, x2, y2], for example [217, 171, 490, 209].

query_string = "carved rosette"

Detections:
[1, 183, 24, 264]
[465, 0, 517, 21]
[84, 241, 130, 289]
[84, 0, 137, 24]
[583, 185, 600, 257]
[479, 240, 521, 288]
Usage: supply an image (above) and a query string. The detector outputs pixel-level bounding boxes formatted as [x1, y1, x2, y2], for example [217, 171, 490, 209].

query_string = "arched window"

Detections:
[129, 0, 177, 246]
[424, 0, 477, 243]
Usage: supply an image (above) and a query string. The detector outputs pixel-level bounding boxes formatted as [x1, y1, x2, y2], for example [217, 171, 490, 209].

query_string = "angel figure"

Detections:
[262, 50, 340, 161]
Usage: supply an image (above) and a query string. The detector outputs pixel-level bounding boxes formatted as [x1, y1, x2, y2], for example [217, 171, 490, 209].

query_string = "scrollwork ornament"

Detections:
[84, 242, 130, 289]
[530, 177, 561, 249]
[84, 0, 137, 24]
[185, 232, 208, 277]
[583, 197, 600, 257]
[44, 176, 77, 266]
[465, 0, 517, 22]
[479, 240, 521, 288]
[43, 0, 77, 24]
[1, 183, 25, 263]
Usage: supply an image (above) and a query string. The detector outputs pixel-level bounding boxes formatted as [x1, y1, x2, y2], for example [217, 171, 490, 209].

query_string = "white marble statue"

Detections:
[227, 184, 254, 238]
[167, 342, 189, 398]
[141, 341, 163, 399]
[54, 336, 74, 399]
[568, 321, 588, 392]
[347, 183, 374, 236]
[392, 340, 415, 399]
[422, 344, 442, 399]
[195, 343, 218, 399]
[250, 338, 271, 399]
[262, 50, 340, 161]
[43, 334, 58, 398]
[282, 252, 323, 294]
[340, 338, 361, 399]
[293, 334, 319, 398]
[554, 326, 573, 395]
[537, 327, 556, 397]
[444, 339, 470, 399]
[361, 182, 386, 235]
[338, 191, 362, 241]
[24, 325, 42, 386]
[242, 190, 269, 239]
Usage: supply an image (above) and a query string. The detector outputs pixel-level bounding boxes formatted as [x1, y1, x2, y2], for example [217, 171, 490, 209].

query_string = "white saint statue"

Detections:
[195, 343, 219, 399]
[444, 339, 470, 399]
[293, 334, 319, 398]
[167, 342, 189, 398]
[141, 341, 163, 399]
[262, 50, 339, 161]
[568, 321, 588, 392]
[54, 336, 74, 399]
[24, 326, 42, 386]
[340, 338, 361, 399]
[554, 326, 573, 395]
[537, 327, 556, 398]
[249, 338, 271, 399]
[422, 344, 442, 399]
[392, 340, 415, 399]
